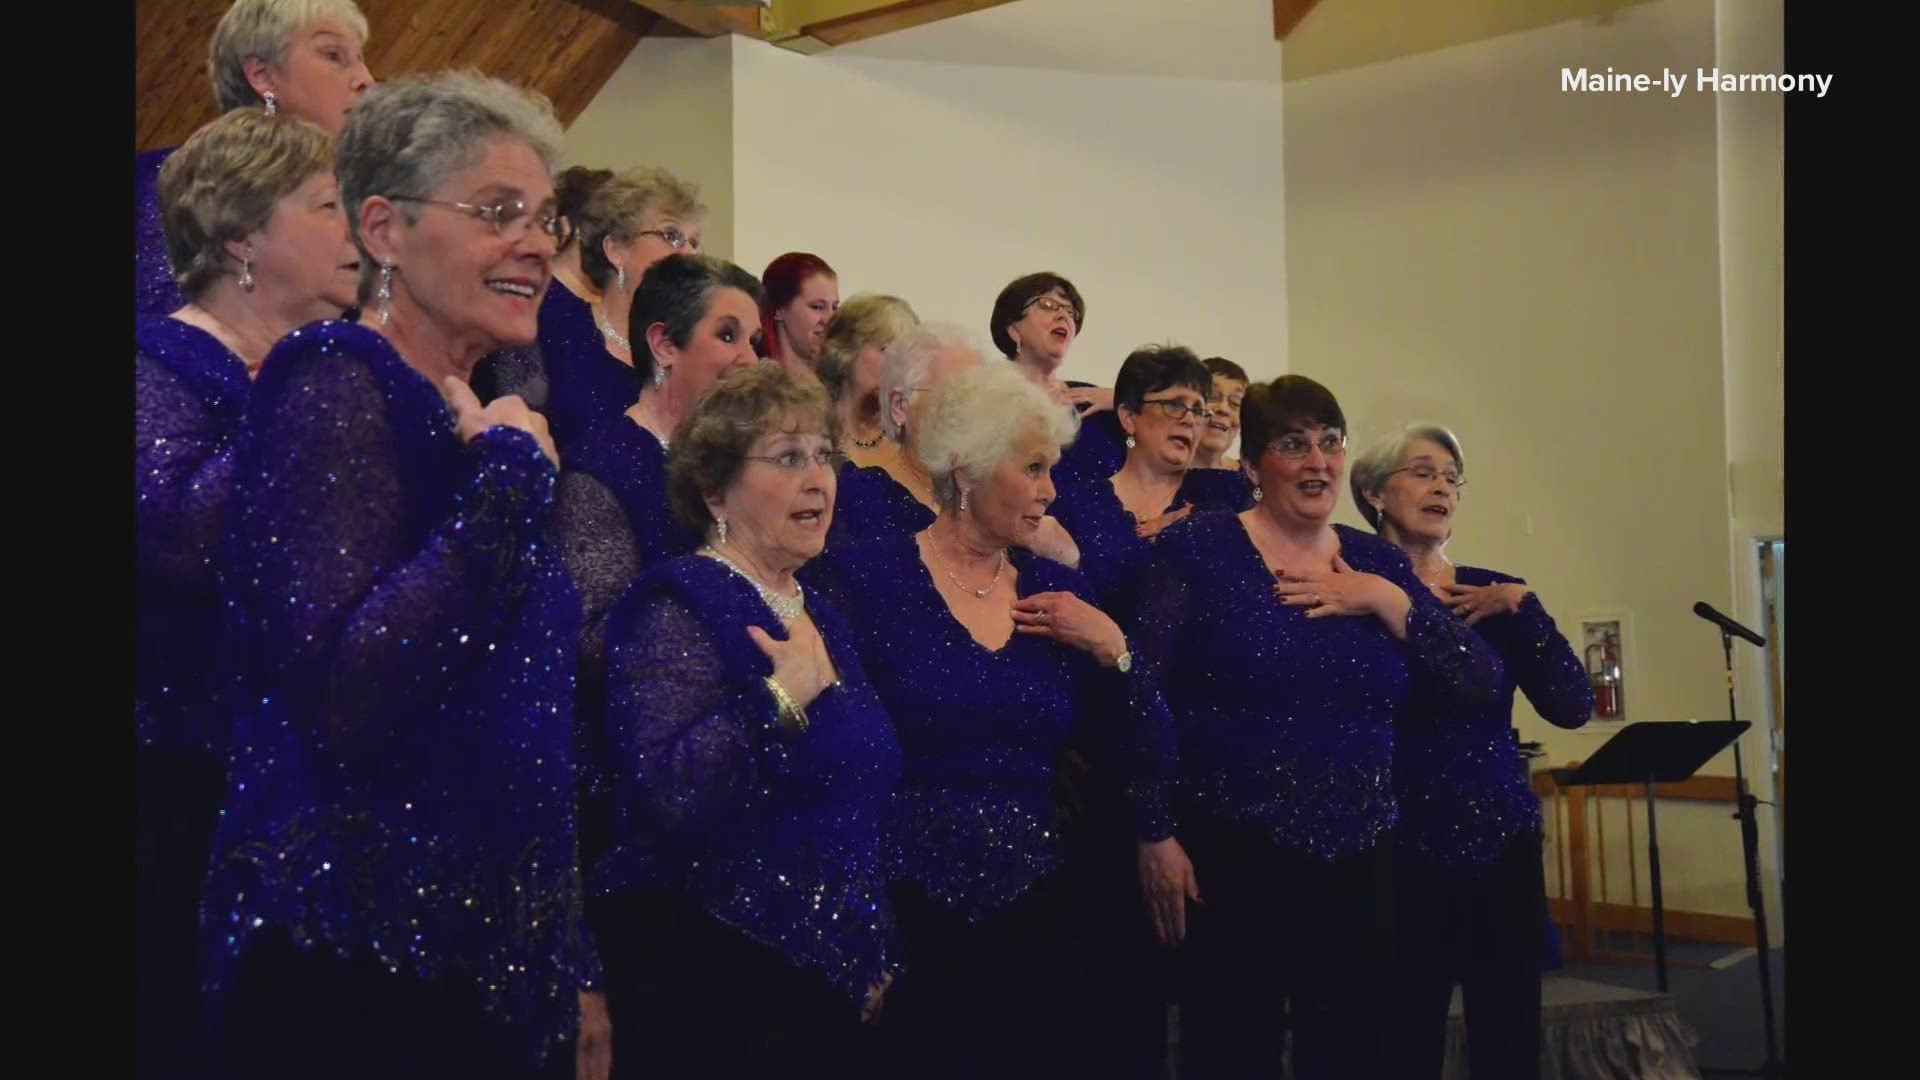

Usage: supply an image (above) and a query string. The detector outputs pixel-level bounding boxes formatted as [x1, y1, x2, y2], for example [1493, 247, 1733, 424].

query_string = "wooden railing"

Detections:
[1532, 766, 1754, 961]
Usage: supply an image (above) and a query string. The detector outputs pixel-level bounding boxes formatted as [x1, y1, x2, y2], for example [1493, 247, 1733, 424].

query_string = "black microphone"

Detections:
[1692, 601, 1766, 647]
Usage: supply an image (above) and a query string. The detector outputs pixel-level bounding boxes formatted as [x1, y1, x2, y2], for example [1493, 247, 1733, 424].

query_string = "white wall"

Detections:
[728, 39, 1289, 385]
[1286, 0, 1769, 919]
[565, 35, 739, 261]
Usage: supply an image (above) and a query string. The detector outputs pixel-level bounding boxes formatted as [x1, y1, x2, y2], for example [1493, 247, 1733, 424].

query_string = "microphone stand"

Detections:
[1699, 627, 1785, 1080]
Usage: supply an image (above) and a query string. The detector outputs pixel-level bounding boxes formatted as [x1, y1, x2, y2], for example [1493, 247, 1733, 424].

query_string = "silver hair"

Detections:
[335, 70, 566, 298]
[1349, 422, 1465, 531]
[208, 0, 371, 113]
[878, 321, 985, 442]
[913, 362, 1077, 511]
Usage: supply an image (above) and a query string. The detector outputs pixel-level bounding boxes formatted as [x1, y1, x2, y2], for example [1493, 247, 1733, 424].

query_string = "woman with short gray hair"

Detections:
[138, 0, 375, 317]
[136, 104, 356, 1080]
[1351, 424, 1591, 1080]
[205, 72, 607, 1080]
[808, 361, 1149, 1079]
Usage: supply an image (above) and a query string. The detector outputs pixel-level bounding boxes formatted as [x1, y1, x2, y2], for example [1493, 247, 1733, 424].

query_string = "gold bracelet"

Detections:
[764, 676, 810, 733]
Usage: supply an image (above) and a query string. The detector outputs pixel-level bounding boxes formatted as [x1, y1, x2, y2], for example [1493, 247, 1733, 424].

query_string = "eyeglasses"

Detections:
[1141, 397, 1214, 422]
[1024, 296, 1080, 326]
[745, 448, 842, 473]
[1267, 432, 1348, 459]
[389, 196, 573, 248]
[1389, 463, 1467, 490]
[638, 226, 697, 252]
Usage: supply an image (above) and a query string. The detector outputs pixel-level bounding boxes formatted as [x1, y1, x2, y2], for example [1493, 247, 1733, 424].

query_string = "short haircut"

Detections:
[1239, 374, 1347, 463]
[667, 363, 834, 535]
[877, 321, 984, 442]
[335, 70, 566, 301]
[914, 361, 1077, 510]
[577, 167, 706, 291]
[988, 271, 1085, 358]
[1202, 356, 1249, 386]
[552, 166, 615, 254]
[158, 109, 337, 300]
[1349, 423, 1466, 530]
[208, 0, 370, 113]
[630, 254, 766, 386]
[1113, 344, 1212, 414]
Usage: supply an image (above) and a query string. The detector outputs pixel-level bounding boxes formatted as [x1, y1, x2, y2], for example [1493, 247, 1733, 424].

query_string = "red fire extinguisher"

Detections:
[1587, 638, 1622, 719]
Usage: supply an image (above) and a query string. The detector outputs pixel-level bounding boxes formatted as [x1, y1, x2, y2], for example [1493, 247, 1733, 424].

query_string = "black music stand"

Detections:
[1551, 721, 1749, 994]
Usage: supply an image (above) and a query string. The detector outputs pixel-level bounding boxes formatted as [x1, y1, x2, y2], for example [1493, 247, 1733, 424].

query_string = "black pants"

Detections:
[135, 745, 225, 1080]
[1391, 832, 1547, 1080]
[883, 873, 1092, 1080]
[1177, 810, 1395, 1080]
[217, 929, 573, 1080]
[594, 888, 871, 1080]
[1068, 782, 1174, 1080]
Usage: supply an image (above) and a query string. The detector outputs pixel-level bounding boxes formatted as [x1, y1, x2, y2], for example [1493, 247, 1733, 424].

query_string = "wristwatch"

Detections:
[1114, 645, 1133, 674]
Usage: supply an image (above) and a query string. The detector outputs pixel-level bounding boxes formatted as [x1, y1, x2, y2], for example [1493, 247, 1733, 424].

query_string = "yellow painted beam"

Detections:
[1282, 0, 1661, 81]
[765, 0, 1021, 52]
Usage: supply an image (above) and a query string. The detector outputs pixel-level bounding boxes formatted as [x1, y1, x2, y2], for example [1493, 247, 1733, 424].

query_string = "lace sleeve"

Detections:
[135, 351, 236, 593]
[227, 348, 557, 741]
[554, 471, 640, 687]
[604, 587, 788, 840]
[1118, 542, 1195, 842]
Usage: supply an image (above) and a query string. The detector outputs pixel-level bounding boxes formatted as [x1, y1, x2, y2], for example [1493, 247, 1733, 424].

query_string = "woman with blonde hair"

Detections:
[137, 0, 375, 316]
[136, 105, 357, 1080]
[813, 293, 919, 468]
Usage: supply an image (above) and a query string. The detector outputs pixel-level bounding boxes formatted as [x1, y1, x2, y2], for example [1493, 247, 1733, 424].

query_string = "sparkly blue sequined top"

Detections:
[556, 417, 703, 802]
[1122, 517, 1503, 859]
[136, 148, 187, 318]
[206, 321, 595, 1067]
[135, 314, 249, 755]
[809, 538, 1125, 920]
[825, 464, 935, 550]
[1395, 566, 1591, 866]
[476, 284, 639, 454]
[1048, 471, 1240, 615]
[600, 555, 902, 1002]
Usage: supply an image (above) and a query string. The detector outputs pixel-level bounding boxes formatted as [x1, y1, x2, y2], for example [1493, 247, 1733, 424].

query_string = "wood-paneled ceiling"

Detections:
[134, 0, 669, 152]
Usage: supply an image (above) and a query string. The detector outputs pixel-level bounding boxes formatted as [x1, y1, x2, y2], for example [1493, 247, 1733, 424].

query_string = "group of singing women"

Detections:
[135, 3, 1599, 1078]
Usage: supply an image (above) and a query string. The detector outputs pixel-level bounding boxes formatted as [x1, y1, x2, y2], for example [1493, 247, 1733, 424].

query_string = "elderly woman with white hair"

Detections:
[808, 359, 1151, 1080]
[814, 293, 920, 468]
[137, 0, 375, 317]
[136, 105, 358, 1080]
[478, 167, 709, 452]
[1350, 424, 1591, 1080]
[206, 72, 607, 1080]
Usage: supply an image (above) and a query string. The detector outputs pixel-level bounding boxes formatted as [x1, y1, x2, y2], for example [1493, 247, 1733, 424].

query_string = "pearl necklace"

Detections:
[700, 546, 804, 622]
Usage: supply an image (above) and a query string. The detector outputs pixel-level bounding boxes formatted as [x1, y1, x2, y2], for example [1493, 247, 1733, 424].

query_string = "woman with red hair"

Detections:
[760, 252, 840, 378]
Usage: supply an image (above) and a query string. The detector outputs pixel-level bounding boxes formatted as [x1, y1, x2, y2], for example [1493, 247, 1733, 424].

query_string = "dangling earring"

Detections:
[263, 90, 278, 116]
[1252, 485, 1264, 503]
[615, 265, 626, 291]
[958, 488, 970, 512]
[376, 262, 395, 327]
[653, 363, 668, 389]
[715, 516, 729, 545]
[238, 249, 255, 292]
[1124, 435, 1136, 449]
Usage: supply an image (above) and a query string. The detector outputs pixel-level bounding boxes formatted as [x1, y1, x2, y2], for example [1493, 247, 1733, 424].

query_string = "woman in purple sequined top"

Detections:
[481, 167, 709, 453]
[205, 73, 606, 1080]
[137, 0, 373, 318]
[1352, 424, 1591, 1080]
[136, 106, 359, 1080]
[810, 360, 1145, 1080]
[596, 365, 900, 1079]
[1124, 375, 1503, 1080]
